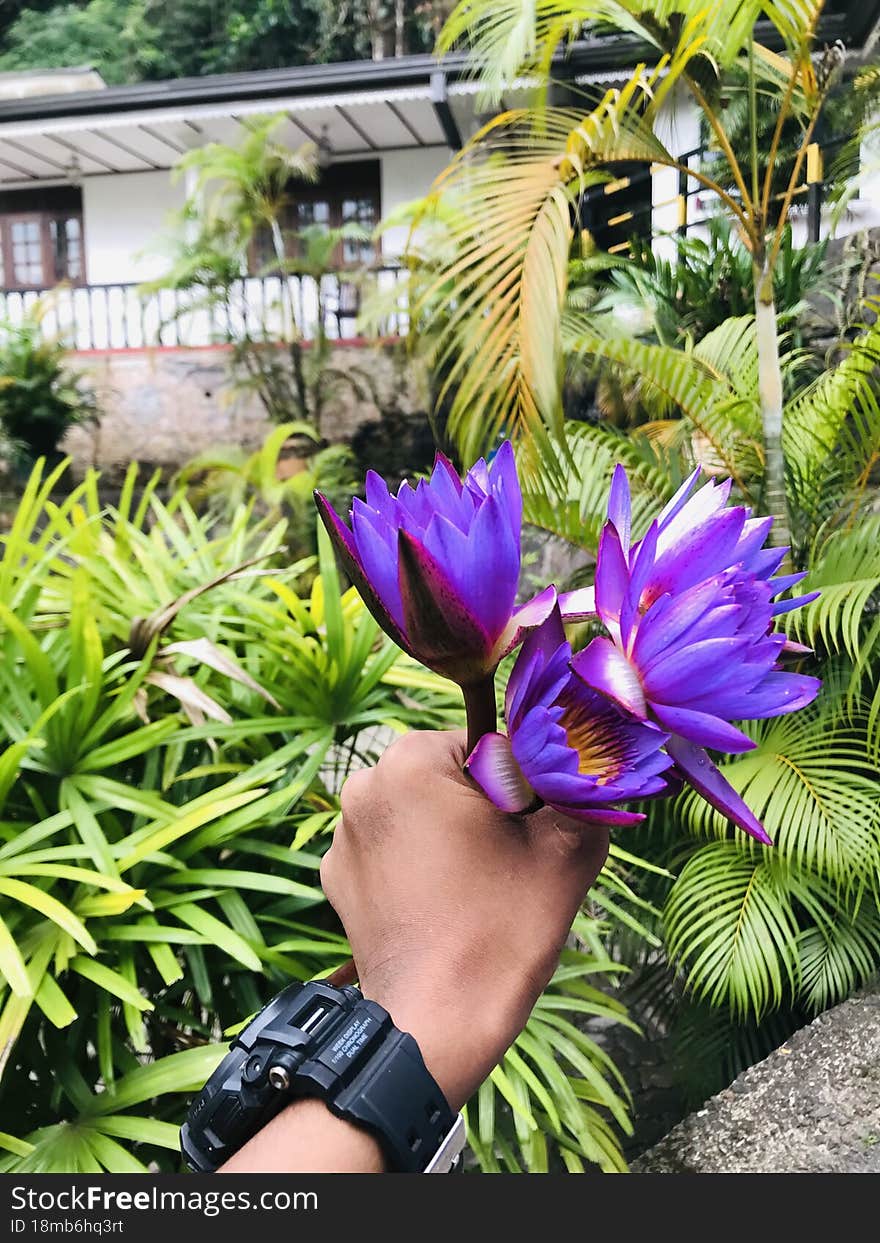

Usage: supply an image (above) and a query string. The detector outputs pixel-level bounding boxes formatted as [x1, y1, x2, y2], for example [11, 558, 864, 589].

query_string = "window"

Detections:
[250, 161, 380, 273]
[0, 187, 84, 290]
[579, 163, 653, 255]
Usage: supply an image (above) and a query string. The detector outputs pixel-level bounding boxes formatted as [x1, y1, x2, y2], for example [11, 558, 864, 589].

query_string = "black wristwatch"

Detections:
[180, 980, 467, 1174]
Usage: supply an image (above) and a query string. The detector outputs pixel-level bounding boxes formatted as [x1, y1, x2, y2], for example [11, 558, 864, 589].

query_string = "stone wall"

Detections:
[61, 342, 428, 478]
[634, 989, 880, 1174]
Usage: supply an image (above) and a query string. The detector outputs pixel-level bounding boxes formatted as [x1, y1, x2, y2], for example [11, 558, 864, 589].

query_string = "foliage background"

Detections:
[0, 0, 441, 83]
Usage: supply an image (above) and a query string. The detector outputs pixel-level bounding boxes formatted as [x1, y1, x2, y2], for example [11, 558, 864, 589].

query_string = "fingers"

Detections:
[376, 728, 471, 783]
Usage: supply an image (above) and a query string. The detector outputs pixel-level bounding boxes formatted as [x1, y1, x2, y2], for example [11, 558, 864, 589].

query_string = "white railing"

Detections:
[0, 267, 409, 351]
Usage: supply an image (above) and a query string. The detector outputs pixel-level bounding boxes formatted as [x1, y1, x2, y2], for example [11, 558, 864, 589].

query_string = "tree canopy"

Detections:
[0, 0, 440, 85]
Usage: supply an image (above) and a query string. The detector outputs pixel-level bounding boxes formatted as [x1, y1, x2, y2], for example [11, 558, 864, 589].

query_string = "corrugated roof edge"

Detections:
[0, 37, 647, 123]
[0, 6, 875, 125]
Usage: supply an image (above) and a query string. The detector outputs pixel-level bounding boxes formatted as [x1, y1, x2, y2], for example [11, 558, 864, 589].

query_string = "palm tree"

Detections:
[177, 113, 318, 336]
[416, 0, 853, 548]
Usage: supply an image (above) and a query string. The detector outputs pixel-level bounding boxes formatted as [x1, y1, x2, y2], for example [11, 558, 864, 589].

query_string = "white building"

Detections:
[0, 16, 878, 357]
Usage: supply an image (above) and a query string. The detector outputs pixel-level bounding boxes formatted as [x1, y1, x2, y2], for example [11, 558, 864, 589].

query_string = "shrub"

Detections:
[0, 306, 96, 469]
[0, 458, 641, 1173]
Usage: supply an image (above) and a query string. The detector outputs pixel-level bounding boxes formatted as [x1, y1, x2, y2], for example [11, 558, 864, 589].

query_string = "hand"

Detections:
[320, 729, 610, 1111]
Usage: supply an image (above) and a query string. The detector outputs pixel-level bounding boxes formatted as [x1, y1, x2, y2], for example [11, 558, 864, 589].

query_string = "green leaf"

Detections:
[664, 843, 801, 1019]
[0, 877, 96, 955]
[87, 1046, 227, 1116]
[83, 1130, 150, 1173]
[116, 788, 268, 870]
[0, 911, 31, 997]
[59, 780, 119, 881]
[0, 1131, 34, 1157]
[91, 1116, 181, 1151]
[171, 903, 262, 971]
[68, 956, 154, 1012]
[163, 869, 323, 903]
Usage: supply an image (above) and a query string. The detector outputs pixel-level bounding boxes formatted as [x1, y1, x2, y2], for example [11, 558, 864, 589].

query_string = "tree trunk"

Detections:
[395, 0, 406, 56]
[270, 218, 296, 345]
[270, 217, 312, 426]
[753, 260, 792, 558]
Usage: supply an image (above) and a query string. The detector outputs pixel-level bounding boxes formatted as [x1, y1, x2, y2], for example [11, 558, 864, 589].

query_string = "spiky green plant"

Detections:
[0, 457, 646, 1174]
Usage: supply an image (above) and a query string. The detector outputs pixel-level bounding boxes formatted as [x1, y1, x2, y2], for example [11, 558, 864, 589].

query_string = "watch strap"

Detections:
[325, 1026, 462, 1173]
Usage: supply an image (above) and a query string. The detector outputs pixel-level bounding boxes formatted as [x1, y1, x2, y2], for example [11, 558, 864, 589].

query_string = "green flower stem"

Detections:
[463, 675, 498, 755]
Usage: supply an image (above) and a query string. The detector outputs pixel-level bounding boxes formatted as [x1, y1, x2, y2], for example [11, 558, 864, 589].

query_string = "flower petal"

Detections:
[549, 805, 646, 826]
[595, 521, 629, 633]
[650, 702, 756, 752]
[558, 585, 596, 620]
[315, 491, 410, 653]
[607, 463, 632, 549]
[647, 506, 747, 603]
[466, 732, 534, 813]
[642, 636, 753, 702]
[494, 584, 559, 664]
[631, 574, 729, 669]
[433, 451, 463, 495]
[620, 520, 658, 648]
[772, 590, 820, 616]
[656, 476, 731, 556]
[665, 736, 772, 844]
[704, 671, 821, 719]
[351, 499, 404, 627]
[571, 636, 648, 719]
[397, 528, 494, 679]
[656, 466, 701, 530]
[767, 570, 808, 598]
[364, 469, 397, 521]
[488, 439, 523, 541]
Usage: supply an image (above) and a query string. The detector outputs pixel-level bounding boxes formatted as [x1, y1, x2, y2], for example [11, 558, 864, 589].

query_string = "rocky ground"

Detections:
[633, 990, 880, 1173]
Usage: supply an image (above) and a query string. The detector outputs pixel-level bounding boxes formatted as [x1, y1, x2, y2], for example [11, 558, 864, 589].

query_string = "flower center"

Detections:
[559, 702, 626, 785]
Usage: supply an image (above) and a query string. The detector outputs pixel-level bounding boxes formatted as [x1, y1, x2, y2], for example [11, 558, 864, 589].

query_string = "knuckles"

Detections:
[339, 767, 372, 821]
[319, 842, 338, 903]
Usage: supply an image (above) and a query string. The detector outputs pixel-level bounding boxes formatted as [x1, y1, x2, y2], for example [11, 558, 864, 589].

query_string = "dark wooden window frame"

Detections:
[0, 187, 86, 292]
[249, 159, 381, 275]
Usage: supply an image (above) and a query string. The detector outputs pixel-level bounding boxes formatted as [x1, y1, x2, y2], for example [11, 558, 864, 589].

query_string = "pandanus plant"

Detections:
[317, 448, 819, 842]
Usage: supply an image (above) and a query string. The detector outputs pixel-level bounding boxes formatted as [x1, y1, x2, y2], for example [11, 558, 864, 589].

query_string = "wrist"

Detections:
[360, 972, 523, 1112]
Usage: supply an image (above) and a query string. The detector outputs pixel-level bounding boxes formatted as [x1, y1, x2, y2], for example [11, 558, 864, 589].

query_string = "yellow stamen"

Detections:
[559, 703, 624, 784]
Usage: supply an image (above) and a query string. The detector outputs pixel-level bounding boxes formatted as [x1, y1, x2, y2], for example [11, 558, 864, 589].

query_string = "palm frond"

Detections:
[787, 515, 880, 665]
[663, 841, 802, 1018]
[677, 705, 880, 890]
[414, 84, 673, 463]
[783, 312, 880, 547]
[565, 315, 763, 496]
[439, 0, 767, 102]
[798, 895, 880, 1012]
[520, 419, 673, 552]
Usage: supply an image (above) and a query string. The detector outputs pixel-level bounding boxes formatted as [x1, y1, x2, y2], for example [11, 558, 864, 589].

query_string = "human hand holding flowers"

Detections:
[317, 449, 819, 843]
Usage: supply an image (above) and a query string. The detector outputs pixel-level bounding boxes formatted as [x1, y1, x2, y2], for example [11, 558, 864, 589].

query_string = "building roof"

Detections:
[0, 5, 877, 188]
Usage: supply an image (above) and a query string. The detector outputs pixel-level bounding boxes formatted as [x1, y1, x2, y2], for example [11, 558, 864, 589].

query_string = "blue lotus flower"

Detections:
[571, 465, 821, 843]
[466, 606, 672, 825]
[315, 442, 558, 688]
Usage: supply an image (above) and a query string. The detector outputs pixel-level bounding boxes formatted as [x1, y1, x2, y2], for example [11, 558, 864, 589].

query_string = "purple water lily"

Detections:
[315, 442, 558, 698]
[570, 465, 821, 843]
[466, 606, 673, 825]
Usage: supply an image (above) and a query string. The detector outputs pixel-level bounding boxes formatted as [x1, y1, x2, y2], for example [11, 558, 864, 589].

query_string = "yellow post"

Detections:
[806, 142, 823, 185]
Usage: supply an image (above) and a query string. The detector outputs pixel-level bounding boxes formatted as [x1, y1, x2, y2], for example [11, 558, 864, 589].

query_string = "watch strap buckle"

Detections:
[423, 1113, 466, 1173]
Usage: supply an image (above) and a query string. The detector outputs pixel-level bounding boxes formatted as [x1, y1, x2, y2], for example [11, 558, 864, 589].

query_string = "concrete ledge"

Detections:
[633, 990, 880, 1173]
